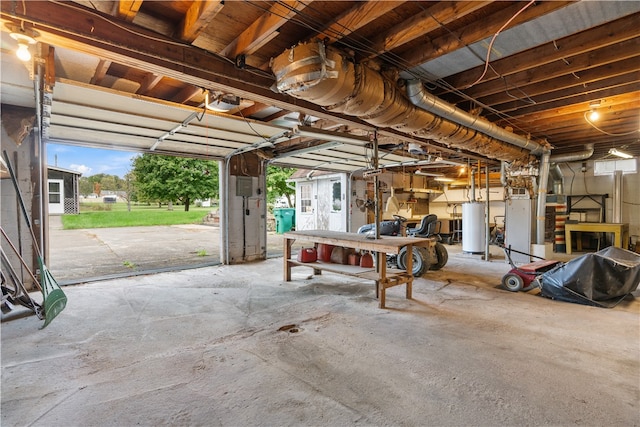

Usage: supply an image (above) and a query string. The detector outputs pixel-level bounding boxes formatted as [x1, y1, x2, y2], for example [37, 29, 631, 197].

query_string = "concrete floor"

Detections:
[2, 233, 639, 426]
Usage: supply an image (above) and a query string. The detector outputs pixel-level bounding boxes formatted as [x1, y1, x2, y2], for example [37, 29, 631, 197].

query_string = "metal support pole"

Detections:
[613, 170, 623, 223]
[485, 163, 490, 261]
[373, 131, 380, 239]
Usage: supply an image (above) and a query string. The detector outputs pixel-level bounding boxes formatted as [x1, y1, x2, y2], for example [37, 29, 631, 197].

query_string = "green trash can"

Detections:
[274, 208, 295, 234]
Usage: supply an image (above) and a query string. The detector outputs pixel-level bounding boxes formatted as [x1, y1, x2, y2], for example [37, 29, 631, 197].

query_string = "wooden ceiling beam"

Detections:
[488, 80, 640, 119]
[453, 38, 640, 100]
[220, 0, 309, 58]
[171, 85, 203, 104]
[136, 72, 163, 95]
[441, 12, 639, 92]
[263, 109, 292, 122]
[89, 59, 112, 85]
[479, 58, 640, 109]
[176, 0, 225, 43]
[365, 1, 490, 60]
[313, 1, 405, 44]
[399, 1, 572, 68]
[117, 0, 143, 22]
[501, 93, 640, 125]
[234, 102, 271, 118]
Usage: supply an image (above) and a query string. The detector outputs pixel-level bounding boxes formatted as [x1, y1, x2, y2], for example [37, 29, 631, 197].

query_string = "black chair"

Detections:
[407, 214, 441, 240]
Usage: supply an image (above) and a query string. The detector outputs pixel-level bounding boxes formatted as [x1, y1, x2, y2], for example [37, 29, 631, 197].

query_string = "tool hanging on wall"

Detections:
[2, 150, 67, 328]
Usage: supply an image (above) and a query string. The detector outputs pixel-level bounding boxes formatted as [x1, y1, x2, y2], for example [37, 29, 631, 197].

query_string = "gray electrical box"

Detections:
[236, 176, 253, 197]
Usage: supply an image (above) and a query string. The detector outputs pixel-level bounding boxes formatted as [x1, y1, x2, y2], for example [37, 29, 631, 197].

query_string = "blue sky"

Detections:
[47, 143, 138, 178]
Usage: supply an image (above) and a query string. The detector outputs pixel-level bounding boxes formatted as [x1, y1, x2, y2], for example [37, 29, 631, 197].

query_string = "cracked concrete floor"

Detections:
[2, 251, 639, 426]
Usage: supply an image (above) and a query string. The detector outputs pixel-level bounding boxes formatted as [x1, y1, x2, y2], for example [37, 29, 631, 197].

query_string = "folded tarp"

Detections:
[539, 247, 640, 307]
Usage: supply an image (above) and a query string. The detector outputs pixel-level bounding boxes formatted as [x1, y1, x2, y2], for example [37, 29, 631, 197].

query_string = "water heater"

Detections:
[462, 202, 485, 254]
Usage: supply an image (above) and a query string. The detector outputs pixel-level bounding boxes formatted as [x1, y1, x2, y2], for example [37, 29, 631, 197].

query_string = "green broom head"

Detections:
[38, 258, 68, 329]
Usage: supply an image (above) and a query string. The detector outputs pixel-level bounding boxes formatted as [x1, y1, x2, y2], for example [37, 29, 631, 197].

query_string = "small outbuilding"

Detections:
[47, 166, 81, 215]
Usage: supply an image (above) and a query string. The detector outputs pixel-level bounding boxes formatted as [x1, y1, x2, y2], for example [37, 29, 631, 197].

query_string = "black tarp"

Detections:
[539, 247, 640, 307]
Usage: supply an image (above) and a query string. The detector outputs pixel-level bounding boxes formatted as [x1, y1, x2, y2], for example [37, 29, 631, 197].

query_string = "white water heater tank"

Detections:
[462, 202, 485, 253]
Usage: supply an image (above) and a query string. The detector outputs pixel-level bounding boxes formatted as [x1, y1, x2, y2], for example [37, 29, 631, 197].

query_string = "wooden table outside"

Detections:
[564, 222, 629, 254]
[283, 230, 434, 308]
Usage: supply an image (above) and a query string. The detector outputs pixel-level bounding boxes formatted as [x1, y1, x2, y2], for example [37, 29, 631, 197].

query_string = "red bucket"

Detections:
[318, 244, 335, 262]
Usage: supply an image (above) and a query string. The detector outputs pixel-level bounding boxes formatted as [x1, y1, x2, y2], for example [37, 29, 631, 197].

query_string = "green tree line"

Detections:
[80, 154, 295, 212]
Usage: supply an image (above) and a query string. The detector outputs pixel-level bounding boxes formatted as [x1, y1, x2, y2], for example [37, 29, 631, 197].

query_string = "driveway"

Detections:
[48, 216, 289, 284]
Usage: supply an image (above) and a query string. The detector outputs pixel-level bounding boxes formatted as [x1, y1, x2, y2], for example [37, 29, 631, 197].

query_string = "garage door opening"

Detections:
[47, 144, 225, 284]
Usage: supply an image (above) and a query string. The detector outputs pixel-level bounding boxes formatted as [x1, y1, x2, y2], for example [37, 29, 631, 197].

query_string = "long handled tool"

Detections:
[2, 150, 67, 327]
[1, 246, 43, 318]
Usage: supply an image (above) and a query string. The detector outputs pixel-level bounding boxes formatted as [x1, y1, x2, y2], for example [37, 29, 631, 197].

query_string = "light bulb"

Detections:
[16, 43, 31, 61]
[588, 110, 599, 121]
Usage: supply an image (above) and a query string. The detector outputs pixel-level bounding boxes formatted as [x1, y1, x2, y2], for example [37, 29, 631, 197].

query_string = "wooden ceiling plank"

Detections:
[263, 109, 292, 122]
[502, 94, 640, 125]
[442, 13, 640, 91]
[171, 85, 203, 104]
[220, 0, 309, 58]
[176, 0, 225, 43]
[0, 1, 376, 132]
[367, 1, 491, 59]
[488, 75, 640, 117]
[456, 38, 640, 100]
[136, 73, 164, 94]
[89, 59, 112, 85]
[234, 102, 271, 118]
[117, 0, 143, 22]
[313, 1, 405, 44]
[481, 59, 640, 110]
[401, 1, 572, 68]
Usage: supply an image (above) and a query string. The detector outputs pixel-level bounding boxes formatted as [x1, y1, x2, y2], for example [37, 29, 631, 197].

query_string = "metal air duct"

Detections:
[271, 41, 548, 163]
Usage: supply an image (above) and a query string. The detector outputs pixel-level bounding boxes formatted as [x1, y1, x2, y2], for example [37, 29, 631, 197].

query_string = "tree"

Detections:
[266, 166, 295, 207]
[132, 154, 218, 211]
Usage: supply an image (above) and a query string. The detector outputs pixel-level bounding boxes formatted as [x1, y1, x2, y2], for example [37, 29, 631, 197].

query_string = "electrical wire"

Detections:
[584, 112, 640, 137]
[466, 0, 536, 89]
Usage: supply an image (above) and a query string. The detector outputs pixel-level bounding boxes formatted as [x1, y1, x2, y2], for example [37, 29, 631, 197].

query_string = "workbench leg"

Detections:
[284, 238, 293, 281]
[565, 230, 573, 255]
[378, 252, 386, 309]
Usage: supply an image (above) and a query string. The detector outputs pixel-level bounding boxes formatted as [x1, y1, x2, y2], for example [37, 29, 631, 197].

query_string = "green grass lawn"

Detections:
[61, 203, 214, 229]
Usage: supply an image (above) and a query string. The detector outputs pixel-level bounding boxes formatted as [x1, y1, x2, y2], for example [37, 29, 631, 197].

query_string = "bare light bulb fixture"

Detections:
[7, 25, 38, 62]
[587, 100, 601, 122]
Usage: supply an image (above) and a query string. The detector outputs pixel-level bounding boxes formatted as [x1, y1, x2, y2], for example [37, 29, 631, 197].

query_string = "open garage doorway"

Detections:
[47, 143, 226, 284]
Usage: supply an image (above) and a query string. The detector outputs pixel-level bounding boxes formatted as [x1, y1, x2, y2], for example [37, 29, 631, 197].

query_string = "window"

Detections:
[300, 184, 312, 213]
[331, 181, 341, 212]
[49, 181, 61, 204]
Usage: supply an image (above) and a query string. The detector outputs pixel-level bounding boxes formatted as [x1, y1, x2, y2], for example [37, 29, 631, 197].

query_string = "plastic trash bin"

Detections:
[274, 208, 295, 234]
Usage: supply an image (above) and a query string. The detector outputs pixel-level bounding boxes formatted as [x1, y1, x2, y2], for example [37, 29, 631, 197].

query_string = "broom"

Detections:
[2, 150, 67, 328]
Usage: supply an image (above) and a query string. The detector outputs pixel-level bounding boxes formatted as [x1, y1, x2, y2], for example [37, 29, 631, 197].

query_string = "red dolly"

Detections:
[501, 246, 563, 292]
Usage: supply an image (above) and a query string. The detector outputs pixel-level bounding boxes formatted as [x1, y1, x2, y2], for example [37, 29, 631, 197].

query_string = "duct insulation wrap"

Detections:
[462, 202, 486, 254]
[271, 41, 534, 163]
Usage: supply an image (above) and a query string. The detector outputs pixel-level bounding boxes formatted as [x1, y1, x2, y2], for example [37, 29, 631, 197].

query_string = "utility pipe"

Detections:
[536, 151, 551, 245]
[406, 80, 546, 155]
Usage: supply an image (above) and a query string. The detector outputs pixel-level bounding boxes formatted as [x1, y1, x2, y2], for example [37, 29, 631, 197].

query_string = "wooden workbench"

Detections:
[283, 230, 434, 308]
[564, 222, 629, 254]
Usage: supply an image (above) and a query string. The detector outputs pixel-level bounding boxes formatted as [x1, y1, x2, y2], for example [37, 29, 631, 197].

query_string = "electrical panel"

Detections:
[236, 176, 253, 197]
